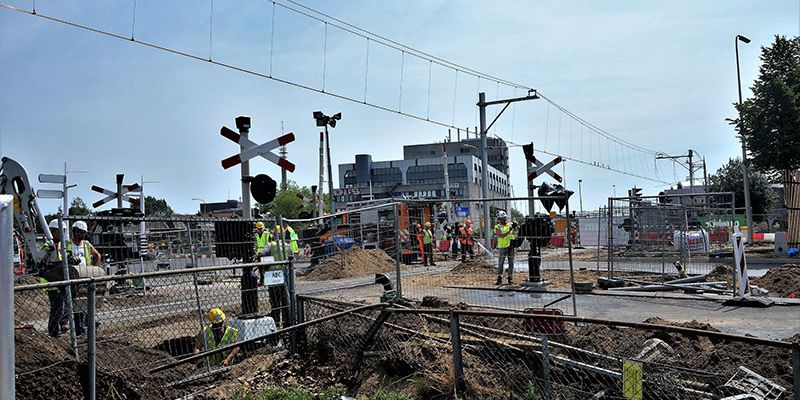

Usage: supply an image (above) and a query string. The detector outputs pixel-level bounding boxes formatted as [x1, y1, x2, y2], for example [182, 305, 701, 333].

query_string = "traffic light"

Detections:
[537, 182, 574, 212]
[628, 187, 642, 198]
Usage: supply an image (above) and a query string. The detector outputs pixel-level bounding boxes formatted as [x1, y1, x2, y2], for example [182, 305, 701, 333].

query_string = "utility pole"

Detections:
[578, 179, 584, 214]
[236, 116, 252, 219]
[325, 125, 334, 213]
[280, 121, 287, 190]
[477, 90, 539, 248]
[443, 139, 451, 221]
[688, 149, 694, 193]
[318, 131, 325, 218]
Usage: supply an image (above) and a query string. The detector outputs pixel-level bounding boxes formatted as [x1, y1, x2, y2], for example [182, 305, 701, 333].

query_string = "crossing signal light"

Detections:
[537, 182, 574, 212]
[248, 174, 277, 204]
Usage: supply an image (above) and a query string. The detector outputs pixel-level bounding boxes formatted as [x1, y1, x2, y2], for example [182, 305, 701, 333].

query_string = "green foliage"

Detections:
[143, 195, 174, 217]
[708, 158, 778, 219]
[232, 386, 345, 400]
[510, 208, 524, 221]
[259, 180, 330, 219]
[732, 35, 800, 173]
[68, 197, 93, 216]
[317, 386, 346, 400]
[371, 389, 415, 400]
[411, 376, 440, 398]
[524, 381, 541, 400]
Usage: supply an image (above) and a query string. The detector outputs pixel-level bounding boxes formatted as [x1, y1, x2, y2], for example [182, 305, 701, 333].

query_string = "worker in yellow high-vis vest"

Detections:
[494, 211, 518, 285]
[194, 308, 239, 367]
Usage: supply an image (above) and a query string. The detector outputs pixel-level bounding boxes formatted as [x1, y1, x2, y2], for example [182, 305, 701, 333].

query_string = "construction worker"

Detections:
[459, 219, 475, 262]
[422, 222, 436, 266]
[39, 220, 68, 337]
[194, 308, 239, 367]
[254, 221, 272, 258]
[494, 211, 518, 285]
[67, 221, 101, 267]
[450, 222, 460, 260]
[278, 222, 300, 257]
[414, 223, 423, 261]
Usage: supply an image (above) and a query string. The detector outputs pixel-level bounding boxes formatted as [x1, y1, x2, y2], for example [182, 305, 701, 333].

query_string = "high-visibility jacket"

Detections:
[458, 227, 474, 245]
[201, 325, 239, 366]
[494, 224, 515, 249]
[255, 231, 271, 253]
[422, 229, 433, 245]
[286, 226, 299, 254]
[67, 241, 94, 266]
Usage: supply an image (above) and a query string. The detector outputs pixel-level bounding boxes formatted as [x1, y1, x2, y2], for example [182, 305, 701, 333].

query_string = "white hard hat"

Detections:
[497, 210, 508, 219]
[71, 220, 89, 232]
[49, 219, 66, 230]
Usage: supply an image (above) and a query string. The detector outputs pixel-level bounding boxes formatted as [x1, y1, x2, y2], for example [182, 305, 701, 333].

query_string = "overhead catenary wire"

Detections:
[0, 1, 673, 184]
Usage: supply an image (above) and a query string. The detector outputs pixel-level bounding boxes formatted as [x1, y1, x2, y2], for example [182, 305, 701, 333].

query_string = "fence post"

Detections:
[449, 311, 465, 397]
[393, 203, 403, 298]
[793, 342, 799, 400]
[86, 280, 97, 400]
[596, 206, 602, 273]
[0, 195, 15, 400]
[287, 257, 297, 351]
[58, 216, 79, 357]
[191, 271, 211, 372]
[607, 198, 614, 278]
[541, 335, 552, 400]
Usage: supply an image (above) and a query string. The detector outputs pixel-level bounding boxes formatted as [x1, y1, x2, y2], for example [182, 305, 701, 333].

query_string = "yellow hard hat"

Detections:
[275, 225, 282, 232]
[425, 222, 431, 227]
[207, 308, 225, 324]
[255, 222, 265, 229]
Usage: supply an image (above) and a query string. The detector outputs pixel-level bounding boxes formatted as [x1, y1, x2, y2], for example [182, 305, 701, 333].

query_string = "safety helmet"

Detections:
[275, 225, 282, 232]
[207, 308, 226, 324]
[425, 222, 431, 227]
[465, 219, 472, 226]
[49, 219, 67, 230]
[71, 221, 89, 232]
[255, 221, 265, 229]
[497, 211, 508, 220]
[415, 223, 421, 228]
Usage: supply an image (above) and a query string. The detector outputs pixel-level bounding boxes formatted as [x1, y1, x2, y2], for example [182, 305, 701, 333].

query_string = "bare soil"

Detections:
[301, 248, 396, 281]
[14, 329, 193, 400]
[752, 264, 800, 297]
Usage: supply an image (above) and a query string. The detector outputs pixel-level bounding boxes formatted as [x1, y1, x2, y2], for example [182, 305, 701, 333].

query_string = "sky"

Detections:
[1, 0, 798, 216]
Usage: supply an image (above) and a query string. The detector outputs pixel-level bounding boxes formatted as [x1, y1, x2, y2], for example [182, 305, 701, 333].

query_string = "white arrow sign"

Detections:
[220, 127, 296, 172]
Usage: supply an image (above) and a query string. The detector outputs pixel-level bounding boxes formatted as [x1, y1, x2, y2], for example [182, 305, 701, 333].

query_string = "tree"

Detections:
[707, 158, 777, 220]
[68, 197, 93, 216]
[142, 196, 174, 217]
[259, 181, 327, 219]
[510, 208, 524, 221]
[732, 35, 800, 245]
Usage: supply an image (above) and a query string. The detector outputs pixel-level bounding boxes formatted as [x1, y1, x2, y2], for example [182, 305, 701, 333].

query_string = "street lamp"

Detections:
[612, 185, 616, 197]
[735, 34, 754, 243]
[578, 179, 583, 214]
[192, 198, 206, 216]
[313, 111, 341, 212]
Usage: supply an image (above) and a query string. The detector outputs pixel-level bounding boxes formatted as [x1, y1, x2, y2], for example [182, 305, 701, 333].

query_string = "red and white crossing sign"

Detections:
[92, 174, 141, 208]
[220, 127, 296, 172]
[522, 142, 562, 182]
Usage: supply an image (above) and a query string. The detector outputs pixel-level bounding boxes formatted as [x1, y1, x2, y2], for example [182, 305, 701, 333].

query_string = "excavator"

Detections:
[0, 156, 105, 279]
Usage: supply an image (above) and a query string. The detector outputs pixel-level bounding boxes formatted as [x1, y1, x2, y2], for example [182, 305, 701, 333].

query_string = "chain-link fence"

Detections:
[297, 296, 799, 400]
[607, 192, 736, 279]
[290, 196, 578, 315]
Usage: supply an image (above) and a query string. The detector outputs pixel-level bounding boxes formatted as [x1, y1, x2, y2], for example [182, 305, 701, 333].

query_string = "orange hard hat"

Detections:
[465, 219, 472, 226]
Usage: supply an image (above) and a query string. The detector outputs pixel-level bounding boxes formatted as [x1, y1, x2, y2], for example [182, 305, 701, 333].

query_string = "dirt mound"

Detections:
[705, 265, 735, 288]
[302, 248, 395, 281]
[15, 329, 193, 400]
[752, 264, 800, 297]
[643, 317, 720, 332]
[420, 296, 468, 310]
[450, 258, 494, 274]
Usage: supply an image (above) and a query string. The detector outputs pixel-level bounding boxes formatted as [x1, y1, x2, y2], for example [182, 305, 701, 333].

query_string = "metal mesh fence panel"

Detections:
[608, 192, 736, 280]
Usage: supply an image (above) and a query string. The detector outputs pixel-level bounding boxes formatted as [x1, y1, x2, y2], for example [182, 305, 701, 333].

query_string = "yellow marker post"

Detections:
[622, 359, 643, 400]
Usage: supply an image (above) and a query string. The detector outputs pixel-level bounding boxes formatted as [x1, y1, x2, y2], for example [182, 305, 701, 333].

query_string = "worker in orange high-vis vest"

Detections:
[458, 219, 475, 262]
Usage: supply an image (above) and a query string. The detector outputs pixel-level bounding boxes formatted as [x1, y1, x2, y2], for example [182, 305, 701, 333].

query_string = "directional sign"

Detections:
[38, 174, 66, 184]
[220, 126, 296, 172]
[92, 182, 141, 208]
[37, 189, 64, 199]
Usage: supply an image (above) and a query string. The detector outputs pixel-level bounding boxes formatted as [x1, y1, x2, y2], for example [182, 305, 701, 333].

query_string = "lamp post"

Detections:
[612, 185, 616, 198]
[313, 111, 341, 212]
[578, 179, 583, 214]
[735, 34, 754, 243]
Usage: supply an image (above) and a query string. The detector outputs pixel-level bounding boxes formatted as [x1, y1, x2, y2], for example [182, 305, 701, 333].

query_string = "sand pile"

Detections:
[302, 248, 395, 281]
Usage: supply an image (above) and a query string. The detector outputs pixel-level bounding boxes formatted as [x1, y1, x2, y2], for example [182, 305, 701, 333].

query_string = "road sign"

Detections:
[37, 189, 63, 199]
[455, 206, 469, 217]
[38, 174, 65, 184]
[92, 181, 141, 208]
[220, 127, 296, 172]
